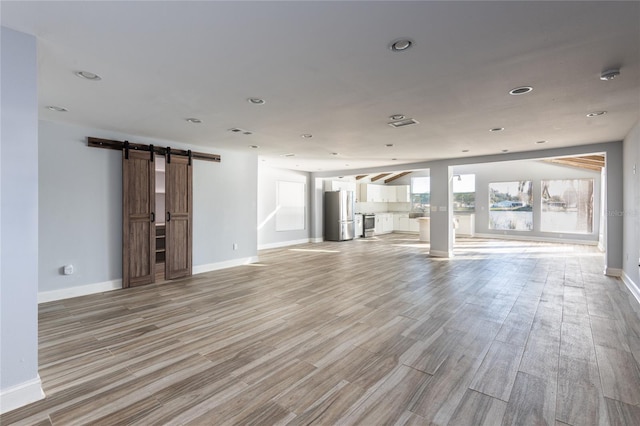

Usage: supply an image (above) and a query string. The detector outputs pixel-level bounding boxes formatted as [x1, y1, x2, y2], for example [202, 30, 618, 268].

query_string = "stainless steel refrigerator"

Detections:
[324, 190, 355, 241]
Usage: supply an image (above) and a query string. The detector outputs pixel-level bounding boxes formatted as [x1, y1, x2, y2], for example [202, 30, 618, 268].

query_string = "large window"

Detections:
[489, 181, 533, 231]
[276, 181, 305, 231]
[541, 179, 594, 234]
[411, 177, 430, 213]
[453, 174, 475, 212]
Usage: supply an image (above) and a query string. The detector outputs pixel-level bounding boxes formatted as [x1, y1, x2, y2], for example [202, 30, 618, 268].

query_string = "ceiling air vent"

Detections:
[388, 118, 419, 128]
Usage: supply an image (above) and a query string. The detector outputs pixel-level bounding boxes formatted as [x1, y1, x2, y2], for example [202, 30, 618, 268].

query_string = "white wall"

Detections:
[257, 164, 311, 249]
[0, 27, 44, 413]
[623, 121, 640, 299]
[38, 120, 258, 300]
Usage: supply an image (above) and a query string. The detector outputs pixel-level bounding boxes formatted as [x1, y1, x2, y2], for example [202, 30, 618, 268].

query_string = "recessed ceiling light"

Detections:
[75, 70, 101, 81]
[509, 86, 533, 95]
[600, 69, 620, 81]
[247, 98, 265, 105]
[462, 149, 470, 153]
[385, 144, 394, 147]
[389, 38, 413, 52]
[283, 153, 295, 157]
[345, 164, 350, 166]
[301, 134, 313, 139]
[47, 105, 68, 112]
[501, 149, 509, 153]
[391, 158, 398, 161]
[388, 118, 419, 128]
[186, 118, 202, 124]
[389, 114, 405, 121]
[331, 152, 339, 156]
[536, 140, 547, 144]
[249, 145, 259, 149]
[586, 111, 607, 117]
[490, 127, 504, 132]
[243, 131, 253, 135]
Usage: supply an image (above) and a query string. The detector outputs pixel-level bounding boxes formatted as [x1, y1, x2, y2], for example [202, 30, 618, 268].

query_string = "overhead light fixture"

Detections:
[586, 111, 607, 117]
[331, 152, 339, 156]
[47, 105, 68, 112]
[536, 140, 547, 144]
[389, 114, 405, 121]
[388, 118, 419, 128]
[283, 153, 295, 157]
[186, 118, 202, 124]
[247, 97, 265, 105]
[229, 127, 253, 134]
[391, 158, 398, 161]
[249, 145, 259, 149]
[75, 70, 101, 81]
[301, 134, 313, 139]
[385, 144, 394, 147]
[462, 149, 470, 153]
[509, 86, 533, 95]
[389, 38, 413, 52]
[600, 69, 620, 81]
[501, 149, 509, 153]
[345, 164, 350, 166]
[490, 127, 504, 132]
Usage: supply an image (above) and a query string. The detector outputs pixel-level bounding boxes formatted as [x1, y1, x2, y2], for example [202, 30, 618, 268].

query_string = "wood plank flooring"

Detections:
[2, 235, 640, 425]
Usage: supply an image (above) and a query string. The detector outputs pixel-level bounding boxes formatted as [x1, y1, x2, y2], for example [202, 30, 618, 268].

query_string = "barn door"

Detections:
[165, 152, 192, 280]
[122, 149, 156, 288]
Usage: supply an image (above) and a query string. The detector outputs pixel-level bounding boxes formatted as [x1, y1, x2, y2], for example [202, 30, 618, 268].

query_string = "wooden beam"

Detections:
[370, 173, 391, 182]
[87, 137, 221, 163]
[355, 175, 368, 181]
[385, 171, 412, 183]
[546, 159, 602, 172]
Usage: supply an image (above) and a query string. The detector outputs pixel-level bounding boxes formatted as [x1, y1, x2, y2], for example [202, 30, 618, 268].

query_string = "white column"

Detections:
[0, 27, 44, 413]
[429, 164, 454, 258]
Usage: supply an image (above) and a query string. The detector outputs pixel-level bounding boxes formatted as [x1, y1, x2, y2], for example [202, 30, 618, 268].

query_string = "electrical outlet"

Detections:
[233, 243, 238, 250]
[63, 264, 74, 275]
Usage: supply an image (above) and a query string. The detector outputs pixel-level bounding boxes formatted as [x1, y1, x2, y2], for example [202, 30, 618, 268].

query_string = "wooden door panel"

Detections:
[123, 150, 155, 288]
[165, 155, 192, 280]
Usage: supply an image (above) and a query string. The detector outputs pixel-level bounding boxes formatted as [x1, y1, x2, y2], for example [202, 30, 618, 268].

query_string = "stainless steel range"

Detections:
[363, 213, 375, 237]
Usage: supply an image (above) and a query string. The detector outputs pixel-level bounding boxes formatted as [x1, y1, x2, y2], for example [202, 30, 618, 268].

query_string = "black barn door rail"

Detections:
[87, 137, 221, 163]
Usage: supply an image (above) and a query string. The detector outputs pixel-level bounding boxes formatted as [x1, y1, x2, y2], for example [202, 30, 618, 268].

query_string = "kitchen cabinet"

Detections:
[325, 180, 356, 193]
[374, 213, 393, 234]
[396, 185, 410, 203]
[393, 213, 410, 232]
[360, 183, 381, 202]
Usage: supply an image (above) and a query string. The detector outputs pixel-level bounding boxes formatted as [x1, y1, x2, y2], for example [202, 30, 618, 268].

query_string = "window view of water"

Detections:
[541, 179, 594, 234]
[489, 181, 533, 231]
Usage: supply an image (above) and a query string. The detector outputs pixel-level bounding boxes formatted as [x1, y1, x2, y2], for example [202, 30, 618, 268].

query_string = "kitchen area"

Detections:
[324, 179, 440, 242]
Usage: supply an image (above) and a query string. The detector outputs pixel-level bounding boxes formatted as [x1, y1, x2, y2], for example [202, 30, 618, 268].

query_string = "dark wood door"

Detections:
[165, 154, 192, 280]
[123, 150, 156, 287]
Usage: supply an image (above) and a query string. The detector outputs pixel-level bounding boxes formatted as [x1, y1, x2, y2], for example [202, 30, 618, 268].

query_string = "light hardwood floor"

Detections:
[3, 235, 640, 425]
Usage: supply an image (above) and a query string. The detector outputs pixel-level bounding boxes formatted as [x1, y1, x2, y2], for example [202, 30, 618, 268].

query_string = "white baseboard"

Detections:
[473, 233, 598, 246]
[622, 272, 640, 306]
[605, 267, 623, 277]
[192, 256, 259, 275]
[0, 375, 45, 414]
[258, 239, 311, 250]
[429, 249, 453, 258]
[38, 279, 121, 303]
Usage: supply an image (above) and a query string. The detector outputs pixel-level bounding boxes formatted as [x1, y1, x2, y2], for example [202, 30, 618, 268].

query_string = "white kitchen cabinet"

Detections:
[325, 180, 356, 193]
[396, 185, 410, 203]
[360, 183, 381, 202]
[374, 213, 393, 234]
[382, 213, 393, 233]
[409, 218, 420, 232]
[381, 186, 395, 202]
[393, 213, 411, 232]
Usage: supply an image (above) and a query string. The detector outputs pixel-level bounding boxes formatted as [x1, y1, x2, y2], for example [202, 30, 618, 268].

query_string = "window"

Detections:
[489, 181, 533, 231]
[541, 179, 594, 234]
[411, 177, 430, 213]
[453, 174, 475, 212]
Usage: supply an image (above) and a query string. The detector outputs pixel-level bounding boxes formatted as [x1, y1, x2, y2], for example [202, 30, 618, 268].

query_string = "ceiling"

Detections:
[2, 1, 639, 172]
